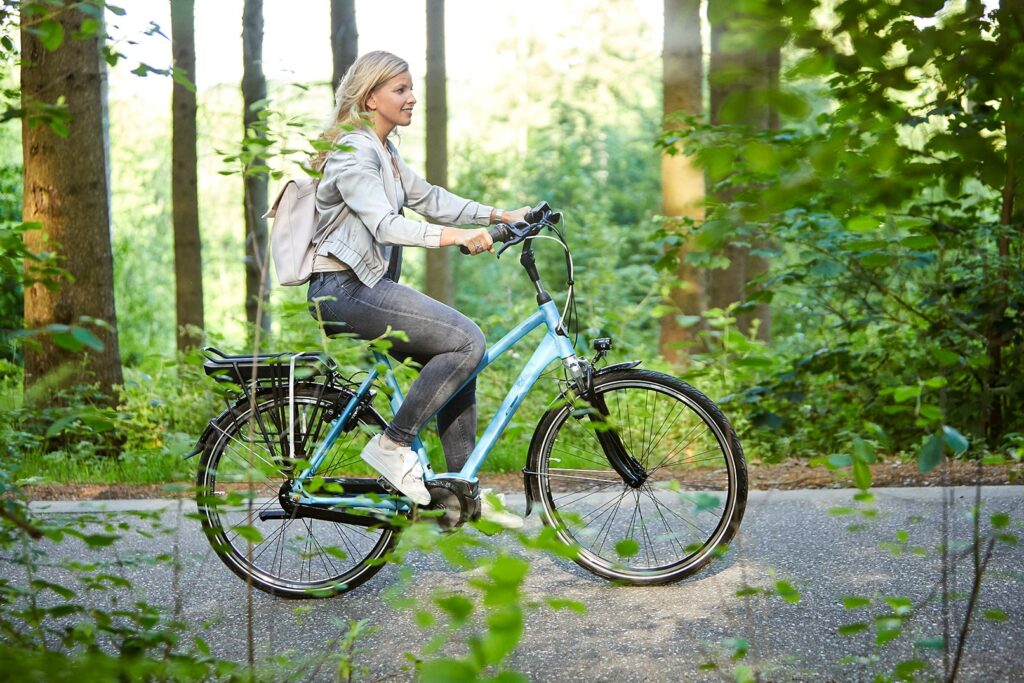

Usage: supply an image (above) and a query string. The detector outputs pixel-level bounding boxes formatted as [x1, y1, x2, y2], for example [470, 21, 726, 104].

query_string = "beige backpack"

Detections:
[264, 176, 348, 286]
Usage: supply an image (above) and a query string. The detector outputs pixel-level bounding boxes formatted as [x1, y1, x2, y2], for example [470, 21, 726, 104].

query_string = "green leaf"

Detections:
[775, 580, 801, 603]
[724, 637, 749, 660]
[828, 453, 852, 468]
[81, 533, 119, 548]
[733, 664, 756, 683]
[38, 19, 65, 51]
[544, 598, 586, 614]
[931, 348, 960, 366]
[893, 385, 921, 403]
[918, 434, 943, 473]
[983, 609, 1008, 622]
[901, 234, 938, 250]
[435, 594, 474, 624]
[885, 597, 912, 615]
[990, 513, 1010, 529]
[852, 437, 876, 463]
[894, 659, 925, 679]
[77, 18, 100, 39]
[232, 525, 263, 544]
[419, 659, 477, 683]
[30, 579, 75, 600]
[838, 622, 868, 636]
[846, 215, 878, 232]
[171, 66, 196, 93]
[914, 637, 945, 650]
[45, 411, 81, 438]
[859, 252, 894, 268]
[615, 538, 640, 558]
[853, 458, 872, 491]
[941, 425, 969, 455]
[194, 636, 211, 656]
[842, 596, 871, 609]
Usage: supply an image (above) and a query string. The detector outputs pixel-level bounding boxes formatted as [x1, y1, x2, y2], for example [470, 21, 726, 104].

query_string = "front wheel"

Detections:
[526, 369, 747, 584]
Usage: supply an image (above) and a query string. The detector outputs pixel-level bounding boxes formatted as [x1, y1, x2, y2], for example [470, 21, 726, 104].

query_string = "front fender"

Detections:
[594, 360, 642, 375]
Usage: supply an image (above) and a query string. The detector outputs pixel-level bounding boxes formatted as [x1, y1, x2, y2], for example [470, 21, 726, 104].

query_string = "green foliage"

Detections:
[0, 469, 237, 680]
[661, 0, 1024, 460]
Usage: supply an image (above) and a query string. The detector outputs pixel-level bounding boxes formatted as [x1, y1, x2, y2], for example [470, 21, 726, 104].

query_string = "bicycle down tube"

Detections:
[292, 298, 575, 508]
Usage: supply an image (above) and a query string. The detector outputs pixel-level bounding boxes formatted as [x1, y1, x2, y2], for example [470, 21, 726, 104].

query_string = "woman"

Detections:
[307, 51, 528, 522]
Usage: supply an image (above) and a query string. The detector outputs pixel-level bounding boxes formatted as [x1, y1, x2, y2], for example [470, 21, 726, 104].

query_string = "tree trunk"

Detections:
[986, 3, 1024, 445]
[21, 3, 123, 403]
[330, 0, 358, 94]
[171, 0, 204, 352]
[242, 0, 270, 339]
[706, 2, 779, 341]
[658, 0, 705, 363]
[424, 0, 453, 305]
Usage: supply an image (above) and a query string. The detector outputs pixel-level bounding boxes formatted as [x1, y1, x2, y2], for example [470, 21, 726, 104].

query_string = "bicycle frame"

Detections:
[291, 298, 577, 510]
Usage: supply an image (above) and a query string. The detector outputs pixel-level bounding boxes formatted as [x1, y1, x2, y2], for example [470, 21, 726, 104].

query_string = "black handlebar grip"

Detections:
[524, 201, 551, 225]
[459, 224, 512, 255]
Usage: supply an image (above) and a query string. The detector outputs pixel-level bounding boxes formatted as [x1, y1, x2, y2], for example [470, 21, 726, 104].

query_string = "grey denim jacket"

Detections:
[314, 126, 493, 287]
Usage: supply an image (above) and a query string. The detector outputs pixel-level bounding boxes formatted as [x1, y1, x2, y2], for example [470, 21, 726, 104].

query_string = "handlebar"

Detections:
[458, 201, 559, 256]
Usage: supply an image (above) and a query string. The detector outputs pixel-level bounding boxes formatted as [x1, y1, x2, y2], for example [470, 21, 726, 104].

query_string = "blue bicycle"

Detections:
[191, 203, 748, 598]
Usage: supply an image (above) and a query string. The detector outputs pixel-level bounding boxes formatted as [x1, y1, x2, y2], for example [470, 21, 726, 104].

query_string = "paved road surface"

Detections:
[27, 486, 1024, 682]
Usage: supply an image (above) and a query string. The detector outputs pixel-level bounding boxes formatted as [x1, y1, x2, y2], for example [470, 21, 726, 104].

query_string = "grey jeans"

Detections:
[307, 271, 486, 472]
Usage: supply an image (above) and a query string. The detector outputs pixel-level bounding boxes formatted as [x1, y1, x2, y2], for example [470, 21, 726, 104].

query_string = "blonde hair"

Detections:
[311, 51, 410, 168]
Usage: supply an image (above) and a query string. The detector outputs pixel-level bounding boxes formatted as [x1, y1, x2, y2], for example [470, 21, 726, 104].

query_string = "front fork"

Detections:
[562, 345, 648, 489]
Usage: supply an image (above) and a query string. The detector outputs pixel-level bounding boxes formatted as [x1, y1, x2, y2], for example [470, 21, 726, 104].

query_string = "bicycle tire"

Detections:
[196, 384, 396, 598]
[526, 368, 747, 584]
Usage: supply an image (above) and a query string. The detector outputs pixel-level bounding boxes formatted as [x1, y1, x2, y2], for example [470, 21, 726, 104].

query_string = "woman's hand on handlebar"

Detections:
[443, 227, 493, 255]
[502, 206, 532, 225]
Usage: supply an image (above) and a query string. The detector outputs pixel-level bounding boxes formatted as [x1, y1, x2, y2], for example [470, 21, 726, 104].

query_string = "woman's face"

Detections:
[367, 71, 416, 134]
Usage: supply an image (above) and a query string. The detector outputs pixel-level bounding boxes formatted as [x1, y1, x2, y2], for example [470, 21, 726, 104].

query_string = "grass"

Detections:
[14, 443, 195, 486]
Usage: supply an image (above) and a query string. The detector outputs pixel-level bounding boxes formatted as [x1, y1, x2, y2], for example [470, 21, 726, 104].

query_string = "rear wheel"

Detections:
[527, 369, 747, 584]
[196, 385, 396, 598]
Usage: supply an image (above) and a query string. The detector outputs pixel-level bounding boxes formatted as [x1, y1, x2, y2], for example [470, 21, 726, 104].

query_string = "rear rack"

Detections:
[202, 346, 337, 386]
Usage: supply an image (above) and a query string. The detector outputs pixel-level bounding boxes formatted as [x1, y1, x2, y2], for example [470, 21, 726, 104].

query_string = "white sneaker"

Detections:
[479, 489, 524, 530]
[359, 435, 431, 506]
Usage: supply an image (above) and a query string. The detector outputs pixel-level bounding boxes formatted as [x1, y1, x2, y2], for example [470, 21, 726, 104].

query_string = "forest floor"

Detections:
[22, 459, 1020, 501]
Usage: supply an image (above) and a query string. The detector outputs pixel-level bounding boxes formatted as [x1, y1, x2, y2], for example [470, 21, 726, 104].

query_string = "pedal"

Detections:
[376, 476, 400, 496]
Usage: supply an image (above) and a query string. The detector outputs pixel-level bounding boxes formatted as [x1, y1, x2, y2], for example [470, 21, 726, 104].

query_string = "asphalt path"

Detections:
[26, 486, 1024, 682]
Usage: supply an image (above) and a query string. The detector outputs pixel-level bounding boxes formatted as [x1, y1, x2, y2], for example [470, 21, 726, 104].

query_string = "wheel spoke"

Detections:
[198, 389, 394, 597]
[534, 373, 746, 584]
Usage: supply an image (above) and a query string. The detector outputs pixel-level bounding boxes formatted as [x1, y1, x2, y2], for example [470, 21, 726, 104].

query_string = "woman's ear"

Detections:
[366, 94, 377, 112]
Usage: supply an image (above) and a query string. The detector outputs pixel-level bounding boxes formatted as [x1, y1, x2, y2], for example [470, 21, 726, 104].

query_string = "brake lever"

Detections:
[495, 221, 533, 258]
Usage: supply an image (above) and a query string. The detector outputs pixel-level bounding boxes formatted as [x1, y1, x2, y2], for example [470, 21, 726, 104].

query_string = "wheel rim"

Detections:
[536, 377, 740, 581]
[198, 393, 394, 595]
